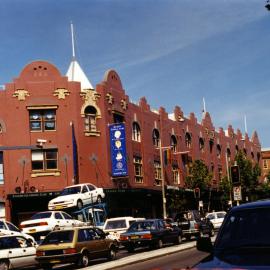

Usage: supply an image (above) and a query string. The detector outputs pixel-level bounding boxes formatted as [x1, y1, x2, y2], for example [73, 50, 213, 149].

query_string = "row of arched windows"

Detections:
[131, 121, 260, 162]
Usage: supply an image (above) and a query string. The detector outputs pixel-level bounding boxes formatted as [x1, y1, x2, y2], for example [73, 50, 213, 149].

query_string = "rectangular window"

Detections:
[0, 152, 3, 184]
[133, 156, 143, 183]
[29, 109, 56, 131]
[263, 160, 268, 169]
[31, 149, 58, 171]
[172, 166, 180, 185]
[154, 161, 162, 186]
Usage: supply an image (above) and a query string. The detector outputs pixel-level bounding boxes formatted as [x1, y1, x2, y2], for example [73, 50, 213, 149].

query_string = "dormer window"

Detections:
[84, 106, 97, 132]
[171, 135, 177, 153]
[152, 129, 160, 147]
[132, 122, 141, 142]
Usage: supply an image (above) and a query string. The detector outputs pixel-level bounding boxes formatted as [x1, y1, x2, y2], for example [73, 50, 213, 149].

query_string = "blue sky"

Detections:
[0, 0, 270, 147]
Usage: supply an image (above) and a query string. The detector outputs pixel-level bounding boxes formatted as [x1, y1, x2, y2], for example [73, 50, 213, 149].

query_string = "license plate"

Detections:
[50, 260, 61, 264]
[130, 235, 139, 239]
[29, 229, 36, 233]
[55, 205, 63, 210]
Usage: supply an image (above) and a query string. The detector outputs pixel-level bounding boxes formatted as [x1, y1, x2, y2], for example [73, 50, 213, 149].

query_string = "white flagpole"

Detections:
[71, 22, 76, 59]
[244, 115, 248, 134]
[202, 97, 206, 113]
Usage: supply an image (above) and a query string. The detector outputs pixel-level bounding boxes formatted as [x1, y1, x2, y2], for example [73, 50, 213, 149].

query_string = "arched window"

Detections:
[243, 148, 247, 156]
[235, 145, 239, 154]
[209, 139, 214, 154]
[171, 135, 177, 153]
[217, 144, 221, 159]
[227, 148, 231, 162]
[84, 106, 97, 132]
[199, 138, 204, 153]
[185, 133, 192, 149]
[152, 129, 160, 147]
[132, 122, 141, 142]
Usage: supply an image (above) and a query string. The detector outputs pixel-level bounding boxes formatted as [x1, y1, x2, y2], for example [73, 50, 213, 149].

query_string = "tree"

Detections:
[185, 160, 212, 191]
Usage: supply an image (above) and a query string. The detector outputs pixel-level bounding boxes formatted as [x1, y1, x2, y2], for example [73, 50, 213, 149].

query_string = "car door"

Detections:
[8, 236, 36, 268]
[81, 184, 91, 205]
[87, 184, 97, 203]
[61, 211, 76, 226]
[54, 212, 66, 228]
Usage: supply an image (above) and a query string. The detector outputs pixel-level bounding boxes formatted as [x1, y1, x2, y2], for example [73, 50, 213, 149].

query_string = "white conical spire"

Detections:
[66, 22, 94, 90]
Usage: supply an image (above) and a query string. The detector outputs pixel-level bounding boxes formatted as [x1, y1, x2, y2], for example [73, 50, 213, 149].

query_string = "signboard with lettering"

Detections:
[109, 123, 128, 177]
[233, 186, 242, 201]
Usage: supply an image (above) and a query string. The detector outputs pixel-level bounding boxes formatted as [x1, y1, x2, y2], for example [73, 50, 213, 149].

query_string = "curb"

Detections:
[86, 241, 197, 270]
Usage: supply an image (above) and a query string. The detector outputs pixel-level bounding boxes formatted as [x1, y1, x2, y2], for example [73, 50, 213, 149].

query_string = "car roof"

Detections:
[231, 199, 270, 212]
[64, 183, 94, 188]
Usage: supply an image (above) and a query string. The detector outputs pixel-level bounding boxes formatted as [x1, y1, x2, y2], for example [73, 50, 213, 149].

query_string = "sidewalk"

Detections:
[86, 241, 197, 270]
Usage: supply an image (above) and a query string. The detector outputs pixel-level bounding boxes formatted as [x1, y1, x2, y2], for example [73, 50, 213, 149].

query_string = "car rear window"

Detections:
[217, 212, 226, 218]
[31, 212, 52, 220]
[104, 220, 126, 230]
[41, 230, 74, 245]
[128, 221, 156, 232]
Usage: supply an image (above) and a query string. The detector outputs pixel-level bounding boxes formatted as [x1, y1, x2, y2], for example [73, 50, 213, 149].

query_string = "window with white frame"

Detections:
[133, 156, 143, 183]
[185, 133, 192, 149]
[171, 135, 177, 153]
[84, 106, 97, 132]
[31, 149, 58, 171]
[0, 152, 3, 184]
[154, 161, 162, 185]
[172, 166, 180, 184]
[29, 109, 56, 131]
[132, 122, 141, 142]
[152, 129, 160, 147]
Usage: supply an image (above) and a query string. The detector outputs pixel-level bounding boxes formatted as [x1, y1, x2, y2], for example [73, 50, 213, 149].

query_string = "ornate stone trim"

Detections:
[121, 99, 128, 110]
[12, 89, 30, 101]
[31, 170, 61, 177]
[53, 88, 70, 99]
[84, 130, 101, 137]
[106, 93, 114, 104]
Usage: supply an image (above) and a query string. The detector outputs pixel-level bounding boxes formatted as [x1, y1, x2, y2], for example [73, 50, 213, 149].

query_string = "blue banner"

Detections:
[109, 123, 128, 177]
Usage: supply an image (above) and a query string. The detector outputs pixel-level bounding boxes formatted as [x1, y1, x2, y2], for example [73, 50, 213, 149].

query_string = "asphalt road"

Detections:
[112, 247, 208, 270]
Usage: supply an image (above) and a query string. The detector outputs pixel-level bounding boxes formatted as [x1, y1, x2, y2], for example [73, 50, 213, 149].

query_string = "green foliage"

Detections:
[185, 160, 212, 191]
[234, 151, 261, 193]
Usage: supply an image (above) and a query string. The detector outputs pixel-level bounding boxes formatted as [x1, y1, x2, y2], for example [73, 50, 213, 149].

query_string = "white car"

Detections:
[20, 211, 84, 241]
[103, 217, 145, 242]
[206, 211, 227, 229]
[0, 220, 36, 243]
[48, 183, 105, 210]
[0, 234, 38, 269]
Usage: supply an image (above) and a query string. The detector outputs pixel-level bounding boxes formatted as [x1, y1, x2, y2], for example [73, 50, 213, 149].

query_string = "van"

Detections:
[103, 216, 145, 242]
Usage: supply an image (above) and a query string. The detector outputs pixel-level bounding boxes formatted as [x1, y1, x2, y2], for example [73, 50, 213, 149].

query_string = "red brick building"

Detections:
[262, 148, 270, 181]
[0, 60, 261, 223]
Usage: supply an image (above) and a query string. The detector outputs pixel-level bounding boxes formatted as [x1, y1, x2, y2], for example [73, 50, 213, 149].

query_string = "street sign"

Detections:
[233, 186, 242, 201]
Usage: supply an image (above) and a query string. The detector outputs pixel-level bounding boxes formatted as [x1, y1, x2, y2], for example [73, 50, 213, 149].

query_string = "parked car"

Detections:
[20, 211, 84, 241]
[120, 219, 182, 252]
[103, 216, 144, 243]
[206, 211, 226, 230]
[0, 220, 36, 243]
[48, 183, 105, 210]
[36, 226, 118, 269]
[0, 234, 38, 269]
[174, 210, 214, 240]
[196, 200, 270, 269]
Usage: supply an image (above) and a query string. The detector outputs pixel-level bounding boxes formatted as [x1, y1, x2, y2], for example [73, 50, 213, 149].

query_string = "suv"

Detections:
[36, 226, 117, 269]
[174, 210, 214, 240]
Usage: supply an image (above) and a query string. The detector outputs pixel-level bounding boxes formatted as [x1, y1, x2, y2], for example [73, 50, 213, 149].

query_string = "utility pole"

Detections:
[159, 137, 167, 219]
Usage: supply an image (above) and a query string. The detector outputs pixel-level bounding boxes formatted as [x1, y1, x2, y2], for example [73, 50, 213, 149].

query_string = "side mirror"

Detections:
[196, 237, 213, 253]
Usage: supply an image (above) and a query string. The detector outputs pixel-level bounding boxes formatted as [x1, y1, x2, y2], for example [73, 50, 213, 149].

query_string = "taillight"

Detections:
[20, 224, 25, 229]
[120, 235, 128, 241]
[39, 222, 48, 226]
[194, 223, 199, 230]
[36, 250, 45, 257]
[63, 248, 77, 254]
[142, 234, 152, 239]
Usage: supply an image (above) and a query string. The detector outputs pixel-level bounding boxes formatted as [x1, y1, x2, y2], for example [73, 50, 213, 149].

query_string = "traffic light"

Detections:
[231, 165, 240, 184]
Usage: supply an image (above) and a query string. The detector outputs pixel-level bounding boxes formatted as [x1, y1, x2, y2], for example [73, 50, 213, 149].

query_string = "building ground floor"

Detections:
[5, 187, 227, 227]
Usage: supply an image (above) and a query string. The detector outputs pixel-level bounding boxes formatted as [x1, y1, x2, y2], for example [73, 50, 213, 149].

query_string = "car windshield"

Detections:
[41, 230, 74, 245]
[30, 212, 52, 220]
[60, 186, 81, 196]
[216, 208, 270, 250]
[128, 221, 156, 232]
[104, 220, 126, 230]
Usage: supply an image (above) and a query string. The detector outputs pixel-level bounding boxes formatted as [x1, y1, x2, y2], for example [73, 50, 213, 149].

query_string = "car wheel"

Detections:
[174, 235, 182, 245]
[0, 260, 9, 270]
[157, 239, 163, 249]
[107, 247, 117, 260]
[209, 227, 215, 237]
[77, 200, 83, 210]
[97, 195, 102, 204]
[40, 264, 52, 270]
[77, 251, 89, 268]
[127, 245, 135, 253]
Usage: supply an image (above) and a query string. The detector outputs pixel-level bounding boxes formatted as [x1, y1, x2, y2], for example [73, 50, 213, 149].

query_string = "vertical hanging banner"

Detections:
[109, 123, 128, 177]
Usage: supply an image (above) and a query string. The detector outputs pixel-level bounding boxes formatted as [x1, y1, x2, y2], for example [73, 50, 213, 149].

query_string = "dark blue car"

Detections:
[195, 200, 270, 269]
[119, 218, 182, 252]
